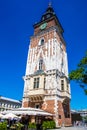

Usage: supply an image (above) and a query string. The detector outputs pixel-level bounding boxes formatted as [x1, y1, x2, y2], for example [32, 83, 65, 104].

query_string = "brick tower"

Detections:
[22, 3, 71, 126]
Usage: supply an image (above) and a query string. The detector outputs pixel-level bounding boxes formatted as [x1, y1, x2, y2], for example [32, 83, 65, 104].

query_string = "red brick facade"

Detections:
[23, 99, 72, 126]
[58, 101, 71, 126]
[42, 100, 55, 114]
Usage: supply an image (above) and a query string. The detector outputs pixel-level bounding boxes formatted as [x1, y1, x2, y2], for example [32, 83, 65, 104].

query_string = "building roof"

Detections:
[2, 107, 53, 116]
[71, 109, 87, 114]
[0, 96, 21, 104]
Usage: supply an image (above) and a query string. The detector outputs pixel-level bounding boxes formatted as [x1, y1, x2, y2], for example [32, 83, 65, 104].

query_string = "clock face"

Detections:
[40, 23, 47, 30]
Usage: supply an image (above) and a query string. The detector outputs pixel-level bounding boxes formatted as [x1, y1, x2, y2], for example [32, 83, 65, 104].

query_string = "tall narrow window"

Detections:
[44, 78, 46, 89]
[61, 58, 64, 67]
[39, 59, 43, 70]
[34, 77, 39, 89]
[63, 103, 70, 118]
[41, 39, 44, 45]
[61, 80, 64, 91]
[67, 84, 69, 91]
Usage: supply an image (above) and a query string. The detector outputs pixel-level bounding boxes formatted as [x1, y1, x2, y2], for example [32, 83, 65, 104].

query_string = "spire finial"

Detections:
[48, 0, 52, 7]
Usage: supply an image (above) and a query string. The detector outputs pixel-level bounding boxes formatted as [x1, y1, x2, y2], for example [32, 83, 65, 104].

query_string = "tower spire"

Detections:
[48, 0, 52, 7]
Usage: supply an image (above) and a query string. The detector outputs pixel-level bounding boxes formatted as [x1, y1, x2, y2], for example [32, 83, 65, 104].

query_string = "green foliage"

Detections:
[0, 121, 7, 130]
[42, 121, 56, 130]
[16, 122, 24, 130]
[69, 52, 87, 95]
[28, 122, 36, 129]
[83, 116, 87, 123]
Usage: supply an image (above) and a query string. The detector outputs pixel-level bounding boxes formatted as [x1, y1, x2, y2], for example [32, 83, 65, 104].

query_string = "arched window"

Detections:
[41, 39, 44, 45]
[39, 38, 44, 46]
[39, 59, 43, 70]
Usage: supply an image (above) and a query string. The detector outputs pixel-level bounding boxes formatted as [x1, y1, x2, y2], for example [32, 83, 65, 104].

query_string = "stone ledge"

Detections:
[65, 124, 72, 127]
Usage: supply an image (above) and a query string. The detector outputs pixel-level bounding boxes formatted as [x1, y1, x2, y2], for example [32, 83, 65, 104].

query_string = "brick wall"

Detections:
[42, 100, 55, 114]
[58, 101, 72, 126]
[23, 99, 71, 126]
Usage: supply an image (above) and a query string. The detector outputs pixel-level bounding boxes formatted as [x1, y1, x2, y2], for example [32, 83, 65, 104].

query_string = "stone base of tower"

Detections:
[58, 100, 72, 126]
[42, 99, 72, 127]
[22, 99, 72, 127]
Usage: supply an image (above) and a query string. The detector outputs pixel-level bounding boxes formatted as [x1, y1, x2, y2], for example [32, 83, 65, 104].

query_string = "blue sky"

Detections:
[0, 0, 87, 110]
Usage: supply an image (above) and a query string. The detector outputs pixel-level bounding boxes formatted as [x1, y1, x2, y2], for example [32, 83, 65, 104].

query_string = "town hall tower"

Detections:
[22, 3, 71, 126]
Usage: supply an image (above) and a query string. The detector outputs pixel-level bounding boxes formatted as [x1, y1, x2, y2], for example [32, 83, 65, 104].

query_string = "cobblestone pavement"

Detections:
[59, 126, 87, 130]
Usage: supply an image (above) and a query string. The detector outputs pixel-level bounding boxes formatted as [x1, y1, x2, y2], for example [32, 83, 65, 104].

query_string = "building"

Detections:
[0, 96, 22, 112]
[78, 109, 87, 117]
[71, 110, 82, 124]
[22, 3, 71, 127]
[71, 109, 87, 124]
[71, 109, 87, 117]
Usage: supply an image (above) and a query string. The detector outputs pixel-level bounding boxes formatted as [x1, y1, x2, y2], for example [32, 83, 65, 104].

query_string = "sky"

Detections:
[0, 0, 87, 110]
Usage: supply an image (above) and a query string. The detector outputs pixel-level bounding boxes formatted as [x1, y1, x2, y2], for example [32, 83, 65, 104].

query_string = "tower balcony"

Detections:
[29, 95, 44, 102]
[61, 91, 71, 99]
[28, 88, 45, 96]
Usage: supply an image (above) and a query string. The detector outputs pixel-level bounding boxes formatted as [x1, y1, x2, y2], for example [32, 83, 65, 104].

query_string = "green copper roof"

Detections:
[34, 70, 45, 75]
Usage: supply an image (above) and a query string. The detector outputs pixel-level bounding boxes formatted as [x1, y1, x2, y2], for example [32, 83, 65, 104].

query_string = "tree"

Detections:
[69, 52, 87, 95]
[83, 116, 87, 123]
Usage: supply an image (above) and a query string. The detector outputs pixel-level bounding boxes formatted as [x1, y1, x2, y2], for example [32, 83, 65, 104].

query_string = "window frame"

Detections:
[33, 77, 40, 89]
[38, 38, 45, 46]
[61, 79, 64, 91]
[39, 59, 43, 70]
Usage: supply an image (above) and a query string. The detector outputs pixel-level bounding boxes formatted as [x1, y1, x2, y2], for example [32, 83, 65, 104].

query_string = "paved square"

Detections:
[60, 126, 87, 130]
